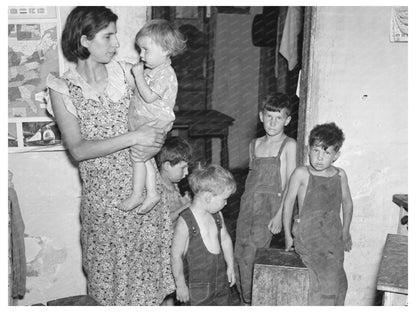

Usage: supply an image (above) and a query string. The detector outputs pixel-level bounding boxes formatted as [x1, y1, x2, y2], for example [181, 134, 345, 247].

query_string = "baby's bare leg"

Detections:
[138, 158, 160, 214]
[120, 161, 146, 211]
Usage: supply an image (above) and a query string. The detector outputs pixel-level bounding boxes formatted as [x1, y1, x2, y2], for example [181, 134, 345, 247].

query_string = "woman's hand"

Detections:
[130, 145, 160, 162]
[131, 124, 166, 147]
[129, 124, 166, 162]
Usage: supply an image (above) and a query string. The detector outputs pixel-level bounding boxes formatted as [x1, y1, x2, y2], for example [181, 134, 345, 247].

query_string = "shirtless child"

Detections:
[171, 164, 236, 305]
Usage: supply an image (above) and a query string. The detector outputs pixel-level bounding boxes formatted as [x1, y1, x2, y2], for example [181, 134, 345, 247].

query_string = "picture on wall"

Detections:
[8, 22, 59, 118]
[390, 6, 408, 42]
[8, 6, 63, 152]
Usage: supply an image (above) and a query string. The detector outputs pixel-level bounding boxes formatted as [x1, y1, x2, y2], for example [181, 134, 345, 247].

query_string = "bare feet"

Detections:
[137, 193, 160, 214]
[119, 194, 144, 211]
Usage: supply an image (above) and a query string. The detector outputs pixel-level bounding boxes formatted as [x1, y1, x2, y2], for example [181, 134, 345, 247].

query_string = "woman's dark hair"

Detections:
[61, 6, 118, 63]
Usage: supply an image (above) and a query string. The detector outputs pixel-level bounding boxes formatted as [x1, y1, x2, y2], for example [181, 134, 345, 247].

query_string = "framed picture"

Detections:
[8, 6, 57, 19]
[8, 6, 64, 152]
[390, 7, 408, 42]
[9, 117, 64, 152]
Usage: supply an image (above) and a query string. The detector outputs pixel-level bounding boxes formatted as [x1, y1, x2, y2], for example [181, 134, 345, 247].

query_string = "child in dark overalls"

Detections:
[234, 93, 297, 304]
[283, 122, 353, 305]
[171, 164, 237, 305]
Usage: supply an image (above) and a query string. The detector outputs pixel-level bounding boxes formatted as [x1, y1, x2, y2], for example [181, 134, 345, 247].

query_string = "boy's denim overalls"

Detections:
[181, 208, 231, 305]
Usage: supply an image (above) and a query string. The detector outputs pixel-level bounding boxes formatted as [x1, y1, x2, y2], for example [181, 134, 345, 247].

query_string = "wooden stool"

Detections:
[252, 248, 310, 305]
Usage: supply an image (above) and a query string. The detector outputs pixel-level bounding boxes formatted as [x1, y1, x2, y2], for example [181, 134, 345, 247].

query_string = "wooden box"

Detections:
[252, 248, 309, 305]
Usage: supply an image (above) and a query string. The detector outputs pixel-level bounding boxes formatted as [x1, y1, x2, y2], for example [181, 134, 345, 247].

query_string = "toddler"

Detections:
[171, 164, 236, 305]
[122, 20, 186, 212]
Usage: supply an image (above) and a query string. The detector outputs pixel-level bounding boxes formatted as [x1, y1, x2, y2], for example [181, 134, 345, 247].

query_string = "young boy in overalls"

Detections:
[283, 122, 353, 305]
[171, 164, 237, 305]
[234, 93, 297, 304]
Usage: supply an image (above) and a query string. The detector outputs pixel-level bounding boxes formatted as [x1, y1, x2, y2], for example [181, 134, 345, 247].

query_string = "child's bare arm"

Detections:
[284, 139, 297, 186]
[268, 139, 297, 234]
[219, 212, 236, 287]
[283, 167, 303, 251]
[171, 217, 190, 302]
[268, 186, 286, 234]
[339, 168, 353, 251]
[131, 62, 160, 103]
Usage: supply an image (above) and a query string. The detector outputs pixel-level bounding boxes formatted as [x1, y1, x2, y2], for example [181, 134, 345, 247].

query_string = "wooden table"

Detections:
[393, 194, 408, 235]
[376, 234, 408, 305]
[173, 110, 234, 168]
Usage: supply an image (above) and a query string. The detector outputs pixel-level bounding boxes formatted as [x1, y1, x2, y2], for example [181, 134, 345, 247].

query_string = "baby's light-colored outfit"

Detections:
[128, 60, 177, 132]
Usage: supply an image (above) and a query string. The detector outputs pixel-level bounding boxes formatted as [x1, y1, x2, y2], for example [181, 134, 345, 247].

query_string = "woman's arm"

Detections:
[50, 89, 164, 161]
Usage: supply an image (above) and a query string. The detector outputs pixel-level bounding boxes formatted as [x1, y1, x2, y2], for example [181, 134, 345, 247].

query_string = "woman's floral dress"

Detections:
[47, 60, 175, 305]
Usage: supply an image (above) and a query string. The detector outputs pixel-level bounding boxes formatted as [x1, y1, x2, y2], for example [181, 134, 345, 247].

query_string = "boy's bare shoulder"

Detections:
[293, 166, 309, 179]
[283, 137, 297, 150]
[334, 166, 348, 178]
[176, 215, 188, 231]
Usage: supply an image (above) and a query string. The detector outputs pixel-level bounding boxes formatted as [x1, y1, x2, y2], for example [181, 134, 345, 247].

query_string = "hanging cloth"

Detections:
[279, 6, 303, 71]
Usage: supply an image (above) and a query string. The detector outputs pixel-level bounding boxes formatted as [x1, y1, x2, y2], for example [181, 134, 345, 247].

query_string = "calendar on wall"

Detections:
[8, 6, 65, 152]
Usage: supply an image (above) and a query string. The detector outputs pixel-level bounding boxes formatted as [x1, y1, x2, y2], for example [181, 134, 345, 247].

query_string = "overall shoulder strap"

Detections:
[180, 208, 199, 237]
[276, 136, 290, 159]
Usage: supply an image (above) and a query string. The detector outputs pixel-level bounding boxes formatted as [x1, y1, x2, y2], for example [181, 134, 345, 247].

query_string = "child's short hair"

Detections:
[135, 19, 186, 57]
[308, 122, 345, 152]
[188, 164, 236, 196]
[156, 136, 193, 168]
[262, 92, 292, 116]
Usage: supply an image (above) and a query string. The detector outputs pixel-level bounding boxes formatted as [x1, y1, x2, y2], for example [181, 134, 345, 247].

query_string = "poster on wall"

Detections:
[390, 6, 408, 42]
[8, 6, 63, 151]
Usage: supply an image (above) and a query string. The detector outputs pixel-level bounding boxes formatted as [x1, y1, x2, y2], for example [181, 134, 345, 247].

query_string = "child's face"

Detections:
[163, 161, 189, 183]
[206, 189, 233, 214]
[259, 109, 291, 137]
[308, 143, 340, 171]
[137, 36, 168, 69]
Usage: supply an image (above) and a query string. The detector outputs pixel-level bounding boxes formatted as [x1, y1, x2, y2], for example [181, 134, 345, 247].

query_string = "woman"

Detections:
[47, 7, 175, 305]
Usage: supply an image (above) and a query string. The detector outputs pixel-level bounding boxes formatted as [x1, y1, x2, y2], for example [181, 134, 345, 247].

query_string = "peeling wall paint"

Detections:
[8, 6, 148, 306]
[307, 7, 407, 305]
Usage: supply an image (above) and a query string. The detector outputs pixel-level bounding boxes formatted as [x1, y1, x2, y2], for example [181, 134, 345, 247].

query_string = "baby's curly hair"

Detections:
[135, 19, 186, 57]
[308, 122, 345, 152]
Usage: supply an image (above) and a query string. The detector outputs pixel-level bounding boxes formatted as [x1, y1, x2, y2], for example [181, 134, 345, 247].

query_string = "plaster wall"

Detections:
[211, 8, 262, 169]
[8, 6, 147, 305]
[306, 7, 407, 305]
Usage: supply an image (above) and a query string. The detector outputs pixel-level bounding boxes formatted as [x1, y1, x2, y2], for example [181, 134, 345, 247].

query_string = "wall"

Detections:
[8, 6, 147, 305]
[305, 7, 407, 305]
[211, 8, 262, 169]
